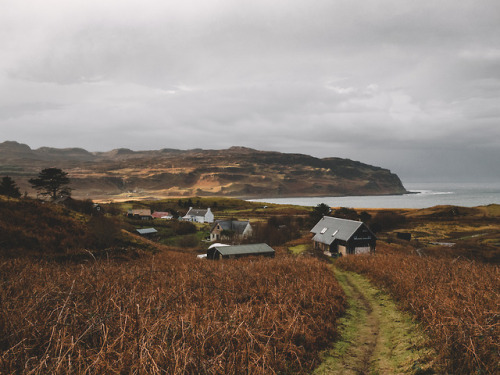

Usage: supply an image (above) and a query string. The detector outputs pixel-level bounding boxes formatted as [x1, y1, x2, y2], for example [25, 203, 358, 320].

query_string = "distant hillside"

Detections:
[0, 141, 408, 200]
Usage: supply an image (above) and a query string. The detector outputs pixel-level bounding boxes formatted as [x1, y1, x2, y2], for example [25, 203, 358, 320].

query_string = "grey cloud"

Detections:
[1, 0, 500, 182]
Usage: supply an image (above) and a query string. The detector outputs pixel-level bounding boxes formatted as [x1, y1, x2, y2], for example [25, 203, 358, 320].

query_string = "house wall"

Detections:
[314, 241, 330, 253]
[210, 223, 252, 242]
[220, 252, 275, 260]
[338, 244, 347, 256]
[205, 209, 214, 223]
[242, 225, 252, 237]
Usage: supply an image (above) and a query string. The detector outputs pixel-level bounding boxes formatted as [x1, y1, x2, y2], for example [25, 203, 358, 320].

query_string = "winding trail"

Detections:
[314, 268, 436, 375]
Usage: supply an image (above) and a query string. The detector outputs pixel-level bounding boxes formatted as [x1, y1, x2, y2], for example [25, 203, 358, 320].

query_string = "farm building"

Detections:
[210, 220, 252, 242]
[152, 211, 173, 219]
[311, 216, 376, 256]
[136, 228, 158, 236]
[128, 209, 152, 220]
[207, 243, 275, 260]
[183, 207, 214, 223]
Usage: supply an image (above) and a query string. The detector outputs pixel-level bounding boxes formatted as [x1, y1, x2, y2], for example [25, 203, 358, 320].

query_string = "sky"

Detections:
[1, 0, 499, 182]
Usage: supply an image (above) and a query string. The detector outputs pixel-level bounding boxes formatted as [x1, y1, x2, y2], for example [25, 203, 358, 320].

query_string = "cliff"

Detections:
[0, 141, 408, 200]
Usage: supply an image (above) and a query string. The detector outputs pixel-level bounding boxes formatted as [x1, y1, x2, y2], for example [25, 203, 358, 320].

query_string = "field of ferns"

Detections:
[0, 252, 345, 374]
[337, 245, 499, 375]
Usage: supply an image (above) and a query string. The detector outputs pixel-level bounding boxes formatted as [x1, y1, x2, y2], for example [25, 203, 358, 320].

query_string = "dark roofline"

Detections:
[213, 243, 274, 256]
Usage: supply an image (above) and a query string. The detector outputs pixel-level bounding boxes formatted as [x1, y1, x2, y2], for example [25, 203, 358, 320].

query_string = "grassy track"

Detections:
[314, 268, 436, 375]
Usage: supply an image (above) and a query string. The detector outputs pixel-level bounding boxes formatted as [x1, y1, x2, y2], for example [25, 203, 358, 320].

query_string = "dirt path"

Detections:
[313, 268, 436, 375]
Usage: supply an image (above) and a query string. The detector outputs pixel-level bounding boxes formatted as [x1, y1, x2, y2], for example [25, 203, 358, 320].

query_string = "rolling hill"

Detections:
[0, 141, 408, 200]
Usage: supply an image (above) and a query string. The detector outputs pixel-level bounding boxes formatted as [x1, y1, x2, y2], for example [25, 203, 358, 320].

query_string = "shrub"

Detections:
[370, 211, 406, 233]
[178, 234, 199, 248]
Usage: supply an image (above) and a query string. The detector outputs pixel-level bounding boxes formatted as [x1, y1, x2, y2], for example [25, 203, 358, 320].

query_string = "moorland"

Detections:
[0, 195, 498, 374]
[0, 141, 407, 200]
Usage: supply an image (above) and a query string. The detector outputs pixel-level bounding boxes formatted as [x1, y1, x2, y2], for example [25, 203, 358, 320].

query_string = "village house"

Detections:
[311, 216, 376, 256]
[206, 243, 275, 260]
[182, 207, 214, 223]
[210, 220, 252, 242]
[128, 209, 153, 220]
[152, 211, 173, 219]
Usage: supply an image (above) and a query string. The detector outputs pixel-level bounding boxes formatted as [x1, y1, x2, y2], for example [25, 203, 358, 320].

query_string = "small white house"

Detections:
[182, 207, 214, 223]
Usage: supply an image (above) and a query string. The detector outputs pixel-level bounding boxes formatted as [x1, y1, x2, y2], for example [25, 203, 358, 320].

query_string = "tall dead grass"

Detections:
[0, 252, 345, 374]
[337, 251, 499, 374]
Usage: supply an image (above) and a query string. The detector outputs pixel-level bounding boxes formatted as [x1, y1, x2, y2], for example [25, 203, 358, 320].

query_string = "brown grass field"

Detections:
[336, 243, 499, 374]
[0, 252, 346, 374]
[1, 196, 499, 374]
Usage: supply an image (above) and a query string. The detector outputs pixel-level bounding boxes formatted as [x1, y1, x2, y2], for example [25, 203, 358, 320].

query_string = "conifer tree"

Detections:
[0, 176, 21, 198]
[29, 168, 71, 201]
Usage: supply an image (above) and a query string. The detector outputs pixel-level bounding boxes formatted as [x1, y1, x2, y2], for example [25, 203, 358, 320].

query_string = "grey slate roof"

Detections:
[211, 220, 250, 234]
[213, 243, 274, 256]
[185, 208, 208, 216]
[136, 228, 158, 235]
[311, 216, 366, 245]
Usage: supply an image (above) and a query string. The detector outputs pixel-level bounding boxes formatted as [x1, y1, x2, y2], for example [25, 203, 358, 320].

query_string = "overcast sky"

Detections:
[1, 0, 499, 182]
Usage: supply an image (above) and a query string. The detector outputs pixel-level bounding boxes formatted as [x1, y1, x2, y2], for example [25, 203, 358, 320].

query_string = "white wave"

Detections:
[410, 190, 454, 196]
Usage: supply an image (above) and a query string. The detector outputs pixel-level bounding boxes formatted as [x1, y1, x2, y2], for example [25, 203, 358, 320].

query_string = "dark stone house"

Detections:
[311, 216, 376, 256]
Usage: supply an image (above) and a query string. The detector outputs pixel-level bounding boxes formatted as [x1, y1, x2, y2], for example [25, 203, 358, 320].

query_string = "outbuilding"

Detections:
[136, 228, 158, 236]
[152, 211, 173, 219]
[128, 209, 153, 220]
[311, 216, 376, 256]
[207, 243, 275, 260]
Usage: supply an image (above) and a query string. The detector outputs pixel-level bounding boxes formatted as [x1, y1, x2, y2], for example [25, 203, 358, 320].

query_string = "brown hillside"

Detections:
[0, 142, 407, 201]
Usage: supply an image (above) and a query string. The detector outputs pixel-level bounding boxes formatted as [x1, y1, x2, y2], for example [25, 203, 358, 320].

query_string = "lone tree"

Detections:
[29, 168, 71, 201]
[0, 176, 21, 198]
[309, 202, 332, 224]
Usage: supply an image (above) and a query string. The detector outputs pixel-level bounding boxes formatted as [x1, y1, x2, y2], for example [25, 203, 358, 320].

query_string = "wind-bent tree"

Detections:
[29, 168, 71, 201]
[0, 176, 21, 198]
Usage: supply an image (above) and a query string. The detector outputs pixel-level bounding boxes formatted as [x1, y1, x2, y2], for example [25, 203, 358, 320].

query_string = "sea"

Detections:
[249, 182, 500, 209]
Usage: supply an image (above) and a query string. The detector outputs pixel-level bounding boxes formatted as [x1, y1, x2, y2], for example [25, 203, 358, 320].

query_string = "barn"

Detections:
[206, 243, 275, 260]
[311, 216, 376, 256]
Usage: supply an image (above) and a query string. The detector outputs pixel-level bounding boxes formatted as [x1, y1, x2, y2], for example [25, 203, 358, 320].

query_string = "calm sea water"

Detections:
[249, 182, 500, 209]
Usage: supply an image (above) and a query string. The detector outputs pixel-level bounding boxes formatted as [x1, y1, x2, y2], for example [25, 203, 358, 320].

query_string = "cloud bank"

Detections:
[1, 0, 499, 181]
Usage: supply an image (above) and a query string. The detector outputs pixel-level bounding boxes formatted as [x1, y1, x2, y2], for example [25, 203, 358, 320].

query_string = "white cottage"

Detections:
[182, 207, 214, 223]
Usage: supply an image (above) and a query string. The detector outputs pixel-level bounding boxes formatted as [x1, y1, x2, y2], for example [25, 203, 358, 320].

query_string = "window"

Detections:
[320, 227, 328, 234]
[332, 230, 338, 237]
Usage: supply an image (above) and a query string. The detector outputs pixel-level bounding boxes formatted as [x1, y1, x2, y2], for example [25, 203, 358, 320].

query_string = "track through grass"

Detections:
[314, 267, 436, 375]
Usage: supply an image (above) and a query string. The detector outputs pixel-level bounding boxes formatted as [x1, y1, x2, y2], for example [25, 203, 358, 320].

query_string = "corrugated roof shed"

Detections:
[136, 228, 158, 235]
[311, 216, 365, 245]
[213, 243, 275, 256]
[152, 211, 171, 218]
